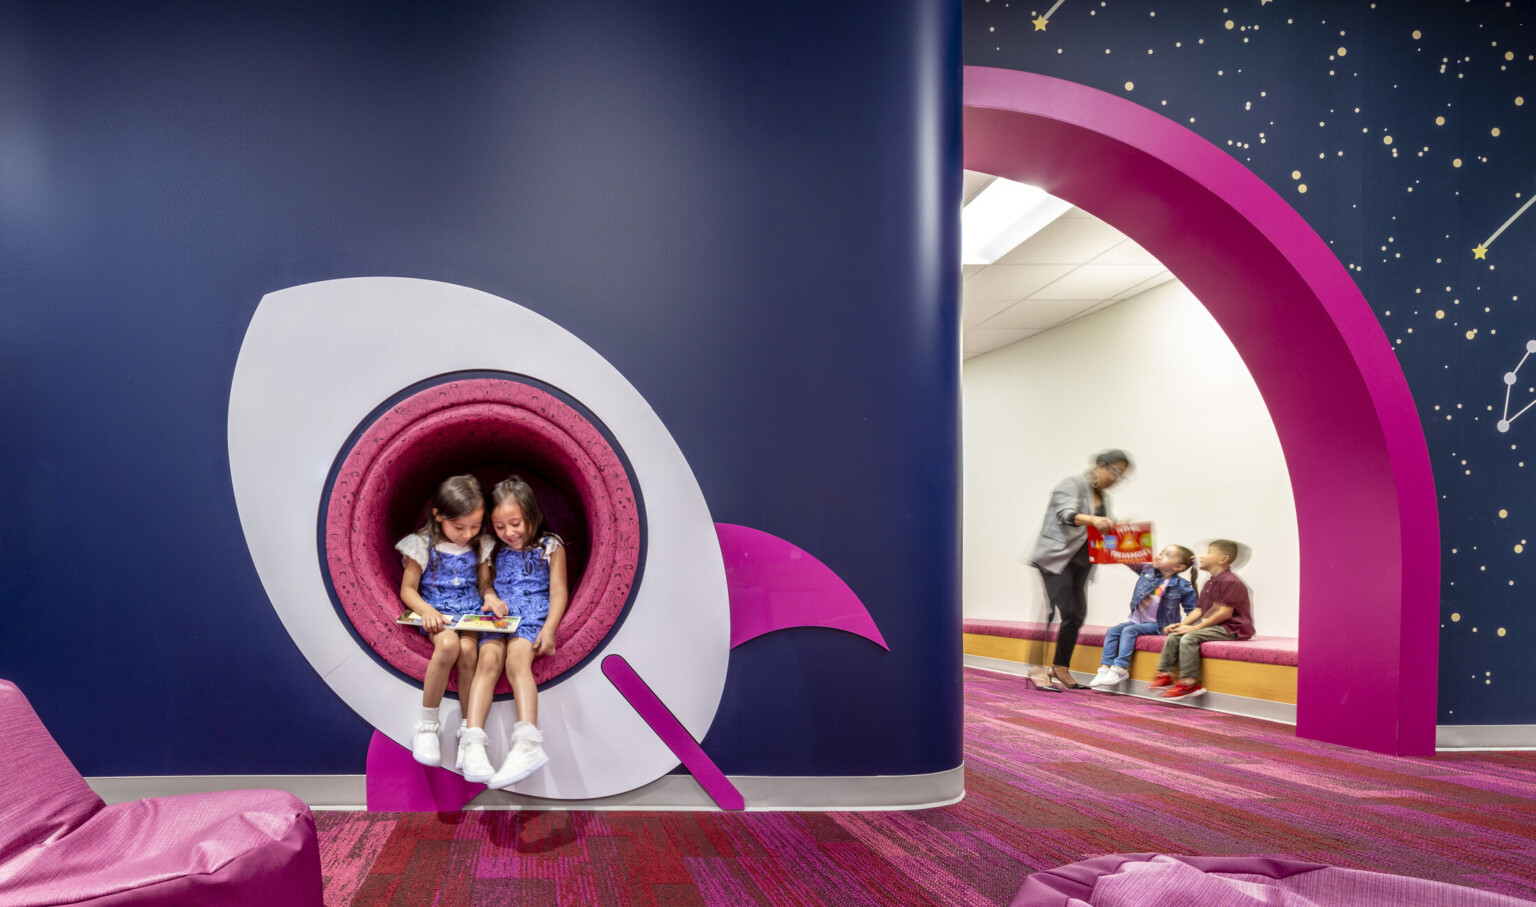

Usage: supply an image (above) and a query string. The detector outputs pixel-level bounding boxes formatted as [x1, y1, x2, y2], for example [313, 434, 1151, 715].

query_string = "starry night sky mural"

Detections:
[964, 0, 1535, 725]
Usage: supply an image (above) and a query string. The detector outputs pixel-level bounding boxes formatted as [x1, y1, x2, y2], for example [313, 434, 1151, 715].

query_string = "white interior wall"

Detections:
[962, 280, 1301, 638]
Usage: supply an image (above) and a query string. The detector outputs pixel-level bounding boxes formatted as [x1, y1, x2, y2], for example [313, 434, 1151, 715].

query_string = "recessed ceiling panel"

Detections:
[992, 215, 1125, 266]
[977, 298, 1101, 331]
[1027, 263, 1167, 300]
[962, 263, 1075, 303]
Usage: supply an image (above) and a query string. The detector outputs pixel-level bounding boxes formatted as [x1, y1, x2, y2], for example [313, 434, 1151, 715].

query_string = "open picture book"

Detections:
[396, 612, 522, 634]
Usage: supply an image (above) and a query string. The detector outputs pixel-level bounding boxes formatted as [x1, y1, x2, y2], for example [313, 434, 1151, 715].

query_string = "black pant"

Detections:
[1039, 550, 1090, 668]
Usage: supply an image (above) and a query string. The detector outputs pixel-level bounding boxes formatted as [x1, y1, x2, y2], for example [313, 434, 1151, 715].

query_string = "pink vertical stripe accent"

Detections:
[716, 523, 889, 651]
[365, 730, 486, 812]
[601, 655, 745, 811]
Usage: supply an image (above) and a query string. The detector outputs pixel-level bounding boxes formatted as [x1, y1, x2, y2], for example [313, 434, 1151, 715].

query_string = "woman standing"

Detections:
[1025, 449, 1132, 691]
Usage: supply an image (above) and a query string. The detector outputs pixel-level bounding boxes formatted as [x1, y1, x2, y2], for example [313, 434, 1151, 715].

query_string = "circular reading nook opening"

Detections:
[322, 376, 642, 694]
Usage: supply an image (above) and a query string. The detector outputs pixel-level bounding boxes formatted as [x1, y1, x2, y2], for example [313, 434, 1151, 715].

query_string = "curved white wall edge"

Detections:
[228, 277, 729, 800]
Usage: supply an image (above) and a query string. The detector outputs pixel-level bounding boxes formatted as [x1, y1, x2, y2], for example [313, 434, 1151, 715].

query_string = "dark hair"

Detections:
[419, 474, 484, 570]
[1169, 544, 1199, 594]
[1094, 449, 1134, 470]
[488, 475, 547, 552]
[1208, 539, 1239, 564]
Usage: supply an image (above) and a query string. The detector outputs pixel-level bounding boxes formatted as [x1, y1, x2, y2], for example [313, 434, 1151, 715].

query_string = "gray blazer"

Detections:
[1027, 473, 1112, 575]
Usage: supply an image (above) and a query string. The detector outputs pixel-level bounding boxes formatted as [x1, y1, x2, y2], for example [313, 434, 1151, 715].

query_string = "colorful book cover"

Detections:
[396, 612, 522, 634]
[1086, 521, 1154, 565]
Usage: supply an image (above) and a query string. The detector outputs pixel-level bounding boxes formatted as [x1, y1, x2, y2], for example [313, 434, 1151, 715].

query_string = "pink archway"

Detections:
[964, 66, 1439, 757]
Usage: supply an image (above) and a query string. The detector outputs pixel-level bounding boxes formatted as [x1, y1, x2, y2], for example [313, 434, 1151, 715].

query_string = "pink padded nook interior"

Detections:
[324, 378, 640, 691]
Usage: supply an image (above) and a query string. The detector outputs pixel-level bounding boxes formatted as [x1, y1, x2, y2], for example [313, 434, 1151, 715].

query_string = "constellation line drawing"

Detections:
[1497, 340, 1536, 433]
[1474, 191, 1536, 259]
[1034, 0, 1066, 30]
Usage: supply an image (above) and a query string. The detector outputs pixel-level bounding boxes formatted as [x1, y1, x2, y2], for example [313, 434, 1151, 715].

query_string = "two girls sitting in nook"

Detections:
[1087, 545, 1200, 690]
[397, 474, 569, 788]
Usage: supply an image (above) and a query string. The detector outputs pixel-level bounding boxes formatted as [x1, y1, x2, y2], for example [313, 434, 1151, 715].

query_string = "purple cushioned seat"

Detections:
[0, 681, 321, 907]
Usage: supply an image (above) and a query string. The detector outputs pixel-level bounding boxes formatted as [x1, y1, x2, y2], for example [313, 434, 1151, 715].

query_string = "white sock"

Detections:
[420, 706, 439, 724]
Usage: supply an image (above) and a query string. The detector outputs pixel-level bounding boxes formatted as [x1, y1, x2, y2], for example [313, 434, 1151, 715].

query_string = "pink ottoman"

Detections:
[0, 680, 321, 907]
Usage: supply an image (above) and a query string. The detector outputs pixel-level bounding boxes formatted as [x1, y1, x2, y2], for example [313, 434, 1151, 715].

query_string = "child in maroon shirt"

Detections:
[1147, 539, 1252, 699]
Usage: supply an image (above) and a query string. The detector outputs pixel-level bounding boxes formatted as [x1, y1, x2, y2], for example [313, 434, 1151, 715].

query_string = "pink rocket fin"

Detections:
[365, 731, 486, 812]
[716, 523, 888, 650]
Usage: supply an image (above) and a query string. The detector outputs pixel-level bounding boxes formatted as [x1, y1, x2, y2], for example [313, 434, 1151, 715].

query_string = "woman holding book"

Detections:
[1023, 449, 1132, 692]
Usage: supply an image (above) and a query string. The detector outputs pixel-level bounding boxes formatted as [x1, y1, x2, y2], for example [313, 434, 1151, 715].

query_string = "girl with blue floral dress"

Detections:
[465, 475, 569, 789]
[396, 475, 487, 768]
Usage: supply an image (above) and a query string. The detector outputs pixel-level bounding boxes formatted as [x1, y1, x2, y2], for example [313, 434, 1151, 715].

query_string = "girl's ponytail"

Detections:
[1170, 544, 1199, 596]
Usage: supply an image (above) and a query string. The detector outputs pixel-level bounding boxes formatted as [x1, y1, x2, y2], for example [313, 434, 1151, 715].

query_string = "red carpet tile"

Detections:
[316, 668, 1536, 905]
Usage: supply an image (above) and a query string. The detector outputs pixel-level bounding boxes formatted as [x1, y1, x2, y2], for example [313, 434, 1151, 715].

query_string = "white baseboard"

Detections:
[469, 765, 965, 811]
[85, 774, 368, 809]
[1436, 725, 1536, 751]
[84, 766, 966, 812]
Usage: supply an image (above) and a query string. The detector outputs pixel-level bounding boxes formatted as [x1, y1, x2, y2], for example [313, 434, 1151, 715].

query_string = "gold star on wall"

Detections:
[1033, 15, 1049, 31]
[1473, 244, 1489, 260]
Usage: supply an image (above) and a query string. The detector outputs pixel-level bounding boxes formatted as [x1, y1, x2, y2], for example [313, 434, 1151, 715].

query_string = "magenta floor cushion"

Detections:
[1012, 854, 1536, 906]
[0, 681, 322, 907]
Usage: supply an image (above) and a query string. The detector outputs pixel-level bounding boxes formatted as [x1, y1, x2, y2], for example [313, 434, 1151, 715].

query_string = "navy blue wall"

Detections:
[964, 0, 1535, 724]
[0, 1, 961, 775]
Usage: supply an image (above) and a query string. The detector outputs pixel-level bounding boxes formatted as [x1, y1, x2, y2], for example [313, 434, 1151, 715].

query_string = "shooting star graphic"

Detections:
[1497, 340, 1536, 433]
[1474, 192, 1536, 259]
[1034, 0, 1066, 31]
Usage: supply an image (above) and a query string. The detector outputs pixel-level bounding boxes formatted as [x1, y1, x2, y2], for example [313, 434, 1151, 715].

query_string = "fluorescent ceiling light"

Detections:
[961, 177, 1074, 265]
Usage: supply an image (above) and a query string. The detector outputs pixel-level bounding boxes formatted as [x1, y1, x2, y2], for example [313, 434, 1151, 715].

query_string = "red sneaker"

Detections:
[1147, 672, 1175, 690]
[1161, 683, 1205, 699]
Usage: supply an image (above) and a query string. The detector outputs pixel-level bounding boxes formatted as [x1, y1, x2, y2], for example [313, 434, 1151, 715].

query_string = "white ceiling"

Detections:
[962, 171, 1174, 360]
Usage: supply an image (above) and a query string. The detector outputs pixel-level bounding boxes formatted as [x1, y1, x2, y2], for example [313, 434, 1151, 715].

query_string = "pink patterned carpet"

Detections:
[316, 668, 1536, 905]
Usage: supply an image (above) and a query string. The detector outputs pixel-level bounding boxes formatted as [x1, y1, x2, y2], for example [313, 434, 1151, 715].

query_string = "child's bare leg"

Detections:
[487, 637, 550, 788]
[505, 638, 539, 726]
[464, 638, 507, 729]
[422, 628, 462, 708]
[455, 633, 479, 700]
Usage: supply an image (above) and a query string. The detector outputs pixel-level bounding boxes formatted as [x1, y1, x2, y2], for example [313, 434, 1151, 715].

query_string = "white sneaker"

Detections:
[411, 720, 442, 766]
[1087, 666, 1113, 688]
[460, 727, 495, 783]
[454, 725, 467, 771]
[1104, 666, 1130, 687]
[488, 722, 549, 789]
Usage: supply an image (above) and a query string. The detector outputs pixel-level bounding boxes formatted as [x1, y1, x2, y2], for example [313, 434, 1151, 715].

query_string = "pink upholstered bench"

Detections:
[963, 620, 1298, 667]
[962, 619, 1299, 705]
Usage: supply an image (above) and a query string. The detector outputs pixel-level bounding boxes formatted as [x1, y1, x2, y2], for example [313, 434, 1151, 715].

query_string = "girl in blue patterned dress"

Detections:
[468, 475, 569, 788]
[396, 474, 487, 767]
